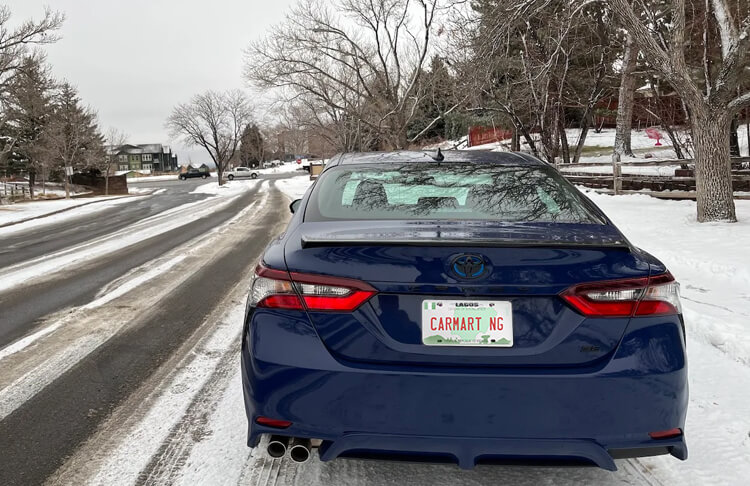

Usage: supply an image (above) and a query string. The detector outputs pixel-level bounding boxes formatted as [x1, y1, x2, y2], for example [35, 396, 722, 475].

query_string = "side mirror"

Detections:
[290, 199, 302, 214]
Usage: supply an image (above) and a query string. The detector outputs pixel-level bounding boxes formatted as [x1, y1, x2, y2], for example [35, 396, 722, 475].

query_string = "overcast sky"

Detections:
[5, 0, 296, 164]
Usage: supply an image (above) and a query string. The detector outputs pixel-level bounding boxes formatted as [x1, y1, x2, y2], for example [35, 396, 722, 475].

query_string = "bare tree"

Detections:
[455, 0, 617, 164]
[245, 0, 439, 152]
[102, 127, 128, 196]
[166, 90, 253, 185]
[609, 0, 750, 222]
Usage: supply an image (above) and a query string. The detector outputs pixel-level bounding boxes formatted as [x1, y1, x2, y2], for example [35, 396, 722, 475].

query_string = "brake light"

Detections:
[249, 265, 376, 312]
[255, 416, 293, 428]
[649, 428, 682, 440]
[561, 273, 681, 317]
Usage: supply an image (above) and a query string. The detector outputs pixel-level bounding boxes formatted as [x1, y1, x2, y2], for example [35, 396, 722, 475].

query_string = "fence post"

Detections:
[613, 160, 622, 195]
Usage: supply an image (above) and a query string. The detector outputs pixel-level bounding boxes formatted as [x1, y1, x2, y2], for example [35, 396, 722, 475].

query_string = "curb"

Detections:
[0, 193, 150, 230]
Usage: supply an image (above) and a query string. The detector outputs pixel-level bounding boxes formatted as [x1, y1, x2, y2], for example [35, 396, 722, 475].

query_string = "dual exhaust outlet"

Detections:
[267, 435, 312, 463]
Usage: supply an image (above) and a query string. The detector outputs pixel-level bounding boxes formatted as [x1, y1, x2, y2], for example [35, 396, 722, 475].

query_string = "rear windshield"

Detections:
[306, 163, 603, 224]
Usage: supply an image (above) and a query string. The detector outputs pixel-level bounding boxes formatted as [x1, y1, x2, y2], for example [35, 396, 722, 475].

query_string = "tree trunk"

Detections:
[28, 168, 36, 199]
[559, 121, 571, 165]
[105, 173, 109, 196]
[511, 128, 520, 152]
[691, 107, 736, 222]
[64, 166, 70, 199]
[613, 35, 637, 161]
[572, 115, 591, 165]
[217, 164, 225, 186]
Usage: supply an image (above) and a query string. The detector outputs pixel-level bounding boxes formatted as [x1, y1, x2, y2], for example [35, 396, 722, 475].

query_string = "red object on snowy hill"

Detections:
[645, 127, 663, 146]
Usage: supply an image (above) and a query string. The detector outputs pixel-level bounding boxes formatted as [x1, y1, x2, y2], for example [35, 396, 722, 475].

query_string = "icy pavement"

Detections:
[0, 180, 264, 293]
[0, 195, 143, 230]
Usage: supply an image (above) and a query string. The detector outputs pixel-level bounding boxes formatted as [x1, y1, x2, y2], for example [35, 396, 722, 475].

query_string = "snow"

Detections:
[259, 162, 307, 174]
[127, 174, 184, 183]
[0, 196, 146, 233]
[276, 175, 315, 200]
[0, 322, 63, 362]
[191, 179, 260, 196]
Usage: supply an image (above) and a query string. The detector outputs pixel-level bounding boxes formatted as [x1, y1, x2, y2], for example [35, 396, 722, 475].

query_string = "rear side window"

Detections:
[307, 163, 602, 224]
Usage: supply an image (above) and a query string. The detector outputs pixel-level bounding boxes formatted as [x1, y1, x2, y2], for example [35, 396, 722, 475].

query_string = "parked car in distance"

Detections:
[178, 168, 210, 180]
[227, 167, 259, 180]
[242, 150, 688, 471]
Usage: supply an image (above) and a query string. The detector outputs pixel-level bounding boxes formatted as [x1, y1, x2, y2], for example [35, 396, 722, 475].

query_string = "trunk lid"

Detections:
[285, 221, 648, 368]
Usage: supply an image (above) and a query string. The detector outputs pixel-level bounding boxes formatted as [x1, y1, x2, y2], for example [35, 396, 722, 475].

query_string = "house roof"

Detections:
[111, 143, 169, 155]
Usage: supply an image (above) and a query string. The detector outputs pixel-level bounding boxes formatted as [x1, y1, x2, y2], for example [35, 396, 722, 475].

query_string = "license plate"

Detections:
[422, 299, 513, 347]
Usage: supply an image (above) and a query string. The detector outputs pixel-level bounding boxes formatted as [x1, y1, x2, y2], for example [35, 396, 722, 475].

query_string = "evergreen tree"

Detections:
[4, 56, 54, 198]
[239, 124, 265, 168]
[41, 82, 105, 198]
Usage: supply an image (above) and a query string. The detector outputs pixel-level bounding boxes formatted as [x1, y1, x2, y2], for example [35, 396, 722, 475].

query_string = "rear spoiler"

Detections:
[301, 236, 630, 250]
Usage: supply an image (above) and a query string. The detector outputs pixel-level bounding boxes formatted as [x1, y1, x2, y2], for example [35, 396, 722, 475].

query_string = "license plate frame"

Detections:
[421, 299, 513, 347]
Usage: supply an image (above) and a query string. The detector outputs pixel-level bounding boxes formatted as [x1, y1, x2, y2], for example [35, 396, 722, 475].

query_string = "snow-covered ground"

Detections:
[127, 174, 184, 183]
[426, 126, 750, 178]
[276, 175, 315, 200]
[191, 179, 260, 196]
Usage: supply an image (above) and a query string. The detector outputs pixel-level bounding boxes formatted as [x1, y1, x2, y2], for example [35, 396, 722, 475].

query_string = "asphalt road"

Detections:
[0, 178, 209, 267]
[0, 176, 289, 348]
[0, 175, 292, 485]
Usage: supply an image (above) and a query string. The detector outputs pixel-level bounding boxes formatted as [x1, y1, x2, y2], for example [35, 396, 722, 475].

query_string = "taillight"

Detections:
[561, 272, 681, 317]
[249, 265, 376, 312]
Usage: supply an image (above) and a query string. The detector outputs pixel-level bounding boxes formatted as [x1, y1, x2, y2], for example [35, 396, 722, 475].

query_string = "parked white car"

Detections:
[226, 167, 259, 180]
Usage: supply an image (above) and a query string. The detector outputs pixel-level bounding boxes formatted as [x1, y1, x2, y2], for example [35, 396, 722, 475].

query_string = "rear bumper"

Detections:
[241, 309, 688, 470]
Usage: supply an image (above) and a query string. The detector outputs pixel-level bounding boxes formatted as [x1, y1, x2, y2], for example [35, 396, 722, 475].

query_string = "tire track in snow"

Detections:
[137, 333, 241, 485]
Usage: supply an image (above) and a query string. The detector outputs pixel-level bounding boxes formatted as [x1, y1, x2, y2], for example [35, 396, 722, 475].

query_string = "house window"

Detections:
[118, 155, 127, 162]
[143, 164, 153, 171]
[142, 154, 153, 162]
[119, 164, 129, 171]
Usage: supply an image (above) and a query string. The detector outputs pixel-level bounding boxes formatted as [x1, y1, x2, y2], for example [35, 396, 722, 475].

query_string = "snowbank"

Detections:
[275, 176, 315, 200]
[127, 174, 184, 183]
[190, 179, 259, 196]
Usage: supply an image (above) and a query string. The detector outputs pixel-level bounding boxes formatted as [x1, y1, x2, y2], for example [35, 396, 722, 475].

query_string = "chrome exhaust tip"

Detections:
[288, 437, 312, 463]
[267, 435, 289, 458]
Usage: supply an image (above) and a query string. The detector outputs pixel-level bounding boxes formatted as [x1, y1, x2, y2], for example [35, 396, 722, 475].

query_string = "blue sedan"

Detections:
[241, 151, 687, 470]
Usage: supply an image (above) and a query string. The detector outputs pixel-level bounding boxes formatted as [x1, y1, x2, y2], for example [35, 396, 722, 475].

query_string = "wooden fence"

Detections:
[557, 157, 750, 198]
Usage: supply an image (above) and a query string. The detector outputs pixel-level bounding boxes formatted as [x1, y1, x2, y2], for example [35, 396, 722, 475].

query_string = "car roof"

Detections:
[324, 150, 545, 169]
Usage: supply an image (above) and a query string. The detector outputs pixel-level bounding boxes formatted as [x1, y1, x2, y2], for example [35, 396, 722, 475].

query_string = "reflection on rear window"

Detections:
[307, 164, 601, 224]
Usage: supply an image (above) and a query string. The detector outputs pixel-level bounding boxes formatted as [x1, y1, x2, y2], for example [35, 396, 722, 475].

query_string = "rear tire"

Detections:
[251, 173, 258, 179]
[202, 174, 208, 179]
[179, 175, 186, 180]
[228, 174, 235, 180]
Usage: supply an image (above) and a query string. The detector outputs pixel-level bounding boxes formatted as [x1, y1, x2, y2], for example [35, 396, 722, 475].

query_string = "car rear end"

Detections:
[241, 153, 687, 470]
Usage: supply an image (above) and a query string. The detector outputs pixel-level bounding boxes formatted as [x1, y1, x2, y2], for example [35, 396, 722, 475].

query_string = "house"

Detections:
[108, 144, 179, 173]
[179, 163, 210, 173]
